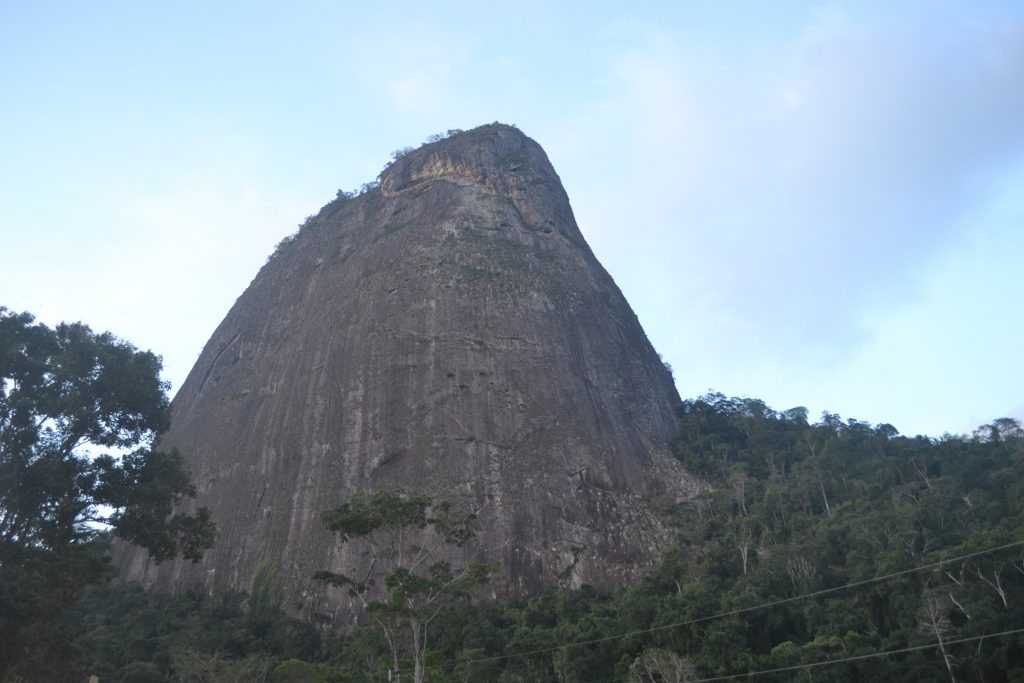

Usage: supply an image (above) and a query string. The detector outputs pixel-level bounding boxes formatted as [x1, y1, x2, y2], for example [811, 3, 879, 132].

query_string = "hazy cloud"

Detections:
[2, 161, 315, 394]
[554, 6, 1024, 376]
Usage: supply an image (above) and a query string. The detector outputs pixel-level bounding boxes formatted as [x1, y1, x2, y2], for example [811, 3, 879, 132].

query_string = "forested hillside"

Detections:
[27, 394, 1024, 682]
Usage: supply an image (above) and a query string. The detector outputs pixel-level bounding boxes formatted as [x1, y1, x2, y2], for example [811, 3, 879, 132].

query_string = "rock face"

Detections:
[116, 123, 702, 619]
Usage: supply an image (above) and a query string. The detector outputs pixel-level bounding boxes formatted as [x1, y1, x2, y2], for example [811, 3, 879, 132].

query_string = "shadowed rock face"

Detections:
[116, 123, 702, 620]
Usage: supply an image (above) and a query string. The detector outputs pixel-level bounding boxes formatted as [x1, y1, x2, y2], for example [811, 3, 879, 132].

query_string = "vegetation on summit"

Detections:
[266, 124, 503, 264]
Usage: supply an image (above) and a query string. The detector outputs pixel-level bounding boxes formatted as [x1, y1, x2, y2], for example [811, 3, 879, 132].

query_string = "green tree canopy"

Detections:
[0, 307, 216, 679]
[316, 491, 495, 683]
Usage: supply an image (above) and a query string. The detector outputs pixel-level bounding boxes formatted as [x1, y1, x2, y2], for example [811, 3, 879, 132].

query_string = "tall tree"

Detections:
[315, 491, 494, 683]
[0, 308, 215, 679]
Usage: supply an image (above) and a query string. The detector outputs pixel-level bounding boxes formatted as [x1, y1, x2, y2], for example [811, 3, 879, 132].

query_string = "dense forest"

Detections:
[11, 392, 1022, 682]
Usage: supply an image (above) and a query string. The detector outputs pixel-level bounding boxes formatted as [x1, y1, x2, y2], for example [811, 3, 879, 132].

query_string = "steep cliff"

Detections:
[116, 123, 703, 620]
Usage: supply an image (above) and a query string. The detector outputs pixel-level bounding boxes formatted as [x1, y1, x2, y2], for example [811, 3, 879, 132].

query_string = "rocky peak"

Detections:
[115, 123, 703, 623]
[381, 123, 580, 241]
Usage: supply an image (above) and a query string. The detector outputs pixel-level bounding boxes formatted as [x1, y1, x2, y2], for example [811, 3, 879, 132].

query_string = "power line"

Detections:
[687, 628, 1024, 682]
[402, 537, 1024, 674]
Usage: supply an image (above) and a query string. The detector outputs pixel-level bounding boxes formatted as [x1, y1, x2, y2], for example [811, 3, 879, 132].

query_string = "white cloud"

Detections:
[2, 160, 316, 396]
[562, 10, 1021, 337]
[544, 6, 1024, 432]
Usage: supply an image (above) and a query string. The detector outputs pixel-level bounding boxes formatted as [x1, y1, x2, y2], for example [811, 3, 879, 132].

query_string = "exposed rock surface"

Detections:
[116, 123, 703, 620]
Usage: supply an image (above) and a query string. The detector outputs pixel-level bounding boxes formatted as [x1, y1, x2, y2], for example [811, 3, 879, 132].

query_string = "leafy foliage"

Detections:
[316, 491, 495, 683]
[0, 308, 215, 680]
[15, 390, 1024, 681]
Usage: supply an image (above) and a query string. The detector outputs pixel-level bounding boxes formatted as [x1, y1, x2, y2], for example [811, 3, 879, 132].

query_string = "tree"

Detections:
[0, 308, 215, 679]
[314, 491, 495, 683]
[919, 595, 957, 683]
[629, 647, 697, 683]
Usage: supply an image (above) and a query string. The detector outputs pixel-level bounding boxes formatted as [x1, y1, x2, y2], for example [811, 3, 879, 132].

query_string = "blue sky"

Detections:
[2, 1, 1021, 437]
